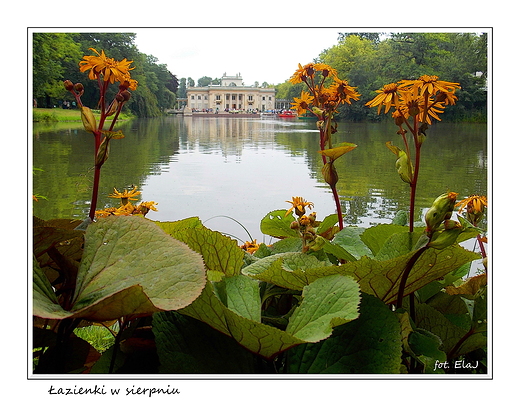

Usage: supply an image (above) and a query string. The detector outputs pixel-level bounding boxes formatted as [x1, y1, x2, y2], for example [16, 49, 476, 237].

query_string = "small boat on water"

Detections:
[278, 110, 298, 118]
[298, 113, 316, 120]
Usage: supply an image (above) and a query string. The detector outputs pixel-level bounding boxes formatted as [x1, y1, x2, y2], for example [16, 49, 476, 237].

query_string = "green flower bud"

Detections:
[95, 137, 110, 166]
[395, 150, 413, 184]
[425, 192, 458, 235]
[322, 162, 339, 188]
[427, 228, 463, 250]
[312, 107, 324, 116]
[80, 106, 97, 134]
[307, 235, 327, 251]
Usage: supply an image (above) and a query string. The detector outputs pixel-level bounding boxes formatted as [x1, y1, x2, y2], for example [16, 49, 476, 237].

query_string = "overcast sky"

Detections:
[133, 28, 344, 85]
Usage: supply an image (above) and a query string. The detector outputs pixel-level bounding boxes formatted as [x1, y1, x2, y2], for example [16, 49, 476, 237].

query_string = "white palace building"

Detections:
[185, 73, 276, 113]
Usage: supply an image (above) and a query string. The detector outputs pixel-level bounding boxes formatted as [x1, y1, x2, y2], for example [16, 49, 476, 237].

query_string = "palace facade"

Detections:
[186, 73, 276, 112]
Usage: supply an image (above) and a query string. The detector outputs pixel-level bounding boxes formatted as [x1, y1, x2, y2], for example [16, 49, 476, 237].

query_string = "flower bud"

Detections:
[299, 216, 312, 226]
[290, 221, 300, 230]
[393, 112, 405, 126]
[312, 107, 324, 116]
[95, 137, 110, 166]
[120, 90, 132, 101]
[425, 192, 458, 235]
[322, 162, 339, 188]
[63, 80, 74, 91]
[105, 99, 119, 117]
[408, 100, 420, 117]
[307, 235, 326, 251]
[443, 219, 461, 230]
[395, 151, 413, 185]
[427, 228, 463, 250]
[74, 83, 84, 93]
[435, 92, 448, 103]
[80, 106, 97, 134]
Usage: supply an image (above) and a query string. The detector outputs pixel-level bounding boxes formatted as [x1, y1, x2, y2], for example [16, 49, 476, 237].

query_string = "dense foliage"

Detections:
[276, 32, 487, 122]
[33, 33, 179, 117]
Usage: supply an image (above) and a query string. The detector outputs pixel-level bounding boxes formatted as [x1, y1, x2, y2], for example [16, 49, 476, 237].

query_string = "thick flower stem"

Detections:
[396, 245, 428, 309]
[331, 186, 344, 230]
[88, 131, 103, 220]
[88, 165, 102, 220]
[408, 127, 423, 233]
[476, 235, 487, 258]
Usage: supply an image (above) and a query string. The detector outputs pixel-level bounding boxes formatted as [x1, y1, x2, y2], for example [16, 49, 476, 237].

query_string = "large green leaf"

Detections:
[179, 274, 360, 359]
[361, 224, 410, 256]
[179, 281, 306, 358]
[33, 217, 85, 264]
[286, 274, 360, 342]
[304, 245, 480, 304]
[260, 209, 299, 238]
[285, 294, 402, 374]
[241, 252, 331, 290]
[407, 328, 446, 373]
[33, 216, 206, 321]
[316, 213, 339, 235]
[414, 303, 487, 358]
[157, 217, 244, 277]
[218, 274, 262, 322]
[33, 257, 71, 319]
[152, 311, 258, 373]
[332, 226, 373, 259]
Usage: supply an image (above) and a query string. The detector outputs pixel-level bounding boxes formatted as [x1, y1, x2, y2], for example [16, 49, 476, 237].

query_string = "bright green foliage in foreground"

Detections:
[33, 206, 486, 374]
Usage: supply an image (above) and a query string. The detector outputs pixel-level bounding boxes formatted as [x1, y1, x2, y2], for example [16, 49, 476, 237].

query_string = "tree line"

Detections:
[34, 32, 487, 121]
[276, 32, 488, 122]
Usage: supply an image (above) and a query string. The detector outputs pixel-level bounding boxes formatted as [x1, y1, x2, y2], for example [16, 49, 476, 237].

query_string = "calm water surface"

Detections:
[33, 115, 487, 245]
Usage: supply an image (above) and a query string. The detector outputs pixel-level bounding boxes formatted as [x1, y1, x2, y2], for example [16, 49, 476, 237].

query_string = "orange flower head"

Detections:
[79, 48, 136, 86]
[291, 91, 314, 115]
[366, 83, 400, 114]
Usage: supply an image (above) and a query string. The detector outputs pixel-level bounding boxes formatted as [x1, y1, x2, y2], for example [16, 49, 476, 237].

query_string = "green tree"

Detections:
[177, 78, 187, 98]
[197, 76, 213, 87]
[33, 33, 82, 107]
[316, 32, 487, 121]
[320, 35, 375, 80]
[338, 32, 382, 44]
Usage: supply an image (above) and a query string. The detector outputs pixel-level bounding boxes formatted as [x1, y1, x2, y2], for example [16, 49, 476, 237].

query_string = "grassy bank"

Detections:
[33, 108, 134, 123]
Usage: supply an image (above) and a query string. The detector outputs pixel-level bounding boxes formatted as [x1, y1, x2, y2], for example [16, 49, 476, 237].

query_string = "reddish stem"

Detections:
[408, 118, 423, 233]
[476, 235, 487, 258]
[331, 186, 344, 230]
[88, 130, 103, 220]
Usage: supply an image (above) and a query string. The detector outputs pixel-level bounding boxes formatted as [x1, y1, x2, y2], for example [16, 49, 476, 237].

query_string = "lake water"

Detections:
[33, 115, 487, 247]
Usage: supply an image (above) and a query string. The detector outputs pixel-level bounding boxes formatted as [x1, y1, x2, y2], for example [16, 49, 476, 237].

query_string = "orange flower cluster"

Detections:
[289, 63, 360, 116]
[96, 186, 158, 218]
[79, 48, 138, 90]
[366, 75, 460, 124]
